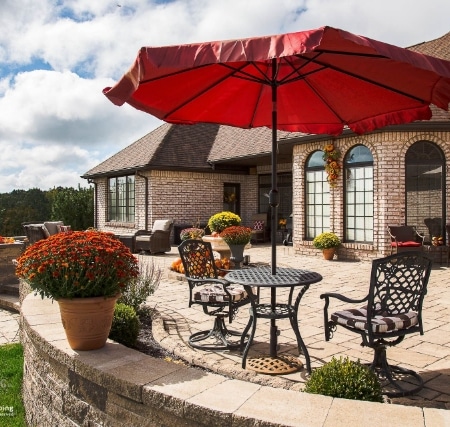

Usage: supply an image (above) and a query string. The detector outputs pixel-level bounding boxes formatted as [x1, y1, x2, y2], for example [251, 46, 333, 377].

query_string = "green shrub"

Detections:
[304, 356, 383, 402]
[118, 262, 161, 315]
[109, 303, 140, 347]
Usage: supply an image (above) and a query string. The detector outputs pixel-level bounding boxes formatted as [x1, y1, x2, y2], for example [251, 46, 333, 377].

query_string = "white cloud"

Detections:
[0, 0, 449, 192]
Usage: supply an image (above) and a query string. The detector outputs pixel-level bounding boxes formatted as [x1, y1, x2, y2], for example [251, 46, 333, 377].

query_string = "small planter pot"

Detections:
[322, 248, 336, 260]
[57, 294, 120, 350]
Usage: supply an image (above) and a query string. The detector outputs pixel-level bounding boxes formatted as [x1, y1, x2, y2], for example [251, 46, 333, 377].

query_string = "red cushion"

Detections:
[391, 241, 421, 247]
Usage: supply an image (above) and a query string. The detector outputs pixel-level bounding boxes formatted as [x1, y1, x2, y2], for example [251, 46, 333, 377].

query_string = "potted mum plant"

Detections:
[15, 230, 139, 350]
[207, 211, 241, 234]
[220, 225, 252, 268]
[312, 232, 341, 260]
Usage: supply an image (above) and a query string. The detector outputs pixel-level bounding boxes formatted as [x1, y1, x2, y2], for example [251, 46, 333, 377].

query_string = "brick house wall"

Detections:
[95, 170, 259, 237]
[292, 130, 450, 261]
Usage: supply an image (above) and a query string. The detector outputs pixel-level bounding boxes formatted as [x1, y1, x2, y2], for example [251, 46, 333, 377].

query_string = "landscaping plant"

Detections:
[118, 262, 162, 315]
[304, 356, 383, 402]
[109, 303, 140, 347]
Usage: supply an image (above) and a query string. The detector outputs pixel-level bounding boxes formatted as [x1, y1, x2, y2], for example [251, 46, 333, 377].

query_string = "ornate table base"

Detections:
[246, 354, 303, 375]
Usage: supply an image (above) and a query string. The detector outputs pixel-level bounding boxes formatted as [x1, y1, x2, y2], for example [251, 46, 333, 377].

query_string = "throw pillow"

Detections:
[253, 220, 264, 231]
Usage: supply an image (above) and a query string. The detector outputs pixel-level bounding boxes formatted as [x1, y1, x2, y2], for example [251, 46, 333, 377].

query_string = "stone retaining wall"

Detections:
[21, 293, 447, 427]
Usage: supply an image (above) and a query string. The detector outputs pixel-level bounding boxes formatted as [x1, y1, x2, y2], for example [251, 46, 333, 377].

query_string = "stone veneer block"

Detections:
[423, 407, 450, 426]
[184, 379, 261, 427]
[143, 369, 227, 417]
[324, 398, 424, 426]
[233, 386, 332, 427]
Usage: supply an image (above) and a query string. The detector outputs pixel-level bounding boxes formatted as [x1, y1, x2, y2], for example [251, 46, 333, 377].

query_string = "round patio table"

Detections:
[225, 266, 322, 375]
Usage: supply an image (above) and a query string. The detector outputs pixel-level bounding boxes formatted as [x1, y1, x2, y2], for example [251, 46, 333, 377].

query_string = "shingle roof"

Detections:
[83, 32, 450, 179]
[408, 31, 450, 60]
[407, 31, 450, 123]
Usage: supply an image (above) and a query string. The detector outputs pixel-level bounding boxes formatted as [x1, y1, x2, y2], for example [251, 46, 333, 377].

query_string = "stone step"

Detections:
[0, 293, 20, 312]
[0, 282, 19, 296]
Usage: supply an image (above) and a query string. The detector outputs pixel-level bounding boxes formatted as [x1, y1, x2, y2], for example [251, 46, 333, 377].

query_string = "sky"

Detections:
[0, 0, 449, 193]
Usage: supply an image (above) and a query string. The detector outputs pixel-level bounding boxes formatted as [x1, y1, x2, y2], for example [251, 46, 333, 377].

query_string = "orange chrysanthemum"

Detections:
[15, 230, 139, 300]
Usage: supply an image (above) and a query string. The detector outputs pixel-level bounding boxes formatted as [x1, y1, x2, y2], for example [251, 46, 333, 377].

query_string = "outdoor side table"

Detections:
[424, 244, 449, 266]
[225, 266, 322, 375]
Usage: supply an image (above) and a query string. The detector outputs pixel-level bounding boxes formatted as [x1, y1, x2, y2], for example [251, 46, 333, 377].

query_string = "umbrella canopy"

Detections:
[104, 26, 450, 272]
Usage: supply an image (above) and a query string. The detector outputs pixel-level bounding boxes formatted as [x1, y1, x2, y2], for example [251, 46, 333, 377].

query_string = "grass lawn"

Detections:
[0, 343, 26, 426]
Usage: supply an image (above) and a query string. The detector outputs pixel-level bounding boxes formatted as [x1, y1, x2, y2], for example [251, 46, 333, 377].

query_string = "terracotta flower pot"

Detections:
[57, 294, 120, 350]
[322, 248, 336, 260]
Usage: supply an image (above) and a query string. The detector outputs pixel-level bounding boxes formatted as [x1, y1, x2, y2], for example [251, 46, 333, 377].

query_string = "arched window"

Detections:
[345, 145, 373, 243]
[305, 150, 330, 239]
[406, 141, 445, 242]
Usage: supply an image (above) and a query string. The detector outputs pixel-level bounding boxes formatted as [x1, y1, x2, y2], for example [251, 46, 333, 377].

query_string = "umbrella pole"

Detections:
[269, 60, 278, 357]
[269, 59, 279, 276]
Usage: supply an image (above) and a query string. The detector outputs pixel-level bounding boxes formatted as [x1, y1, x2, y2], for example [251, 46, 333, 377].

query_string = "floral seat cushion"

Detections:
[331, 307, 418, 333]
[194, 284, 247, 303]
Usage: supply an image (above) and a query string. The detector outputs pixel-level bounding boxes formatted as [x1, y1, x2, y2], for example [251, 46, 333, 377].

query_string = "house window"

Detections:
[345, 145, 373, 243]
[258, 173, 292, 226]
[305, 151, 330, 239]
[406, 141, 445, 242]
[108, 175, 135, 223]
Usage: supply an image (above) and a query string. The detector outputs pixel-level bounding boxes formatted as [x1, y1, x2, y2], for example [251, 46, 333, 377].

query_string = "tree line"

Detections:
[0, 186, 94, 236]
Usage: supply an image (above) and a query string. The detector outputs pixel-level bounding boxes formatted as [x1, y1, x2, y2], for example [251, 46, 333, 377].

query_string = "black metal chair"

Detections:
[178, 239, 250, 350]
[321, 251, 432, 397]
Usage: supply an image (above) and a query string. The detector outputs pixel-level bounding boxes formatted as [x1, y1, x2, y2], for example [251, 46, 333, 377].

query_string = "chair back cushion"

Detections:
[152, 219, 172, 232]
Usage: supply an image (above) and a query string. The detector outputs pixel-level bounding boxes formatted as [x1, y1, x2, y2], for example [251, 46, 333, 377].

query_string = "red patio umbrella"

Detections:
[104, 26, 450, 273]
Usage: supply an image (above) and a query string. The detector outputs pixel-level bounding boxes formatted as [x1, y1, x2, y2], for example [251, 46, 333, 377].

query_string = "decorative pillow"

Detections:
[57, 225, 72, 233]
[152, 220, 172, 232]
[253, 220, 264, 231]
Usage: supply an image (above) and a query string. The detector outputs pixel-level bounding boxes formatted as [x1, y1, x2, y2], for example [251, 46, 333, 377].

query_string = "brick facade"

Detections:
[92, 130, 449, 261]
[293, 130, 450, 261]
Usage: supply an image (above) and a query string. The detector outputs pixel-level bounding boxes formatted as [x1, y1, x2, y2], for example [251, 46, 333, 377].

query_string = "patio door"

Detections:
[223, 183, 240, 215]
[405, 141, 446, 243]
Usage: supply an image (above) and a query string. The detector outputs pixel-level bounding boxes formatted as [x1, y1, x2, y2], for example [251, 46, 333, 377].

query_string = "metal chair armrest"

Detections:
[320, 293, 368, 341]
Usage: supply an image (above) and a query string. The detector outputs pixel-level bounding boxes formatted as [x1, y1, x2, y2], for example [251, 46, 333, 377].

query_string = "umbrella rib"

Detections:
[220, 62, 273, 85]
[309, 53, 429, 103]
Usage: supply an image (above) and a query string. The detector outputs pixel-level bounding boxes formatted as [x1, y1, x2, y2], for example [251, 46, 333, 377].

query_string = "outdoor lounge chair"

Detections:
[178, 239, 250, 350]
[22, 221, 66, 246]
[321, 251, 432, 397]
[387, 225, 424, 254]
[135, 219, 173, 254]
